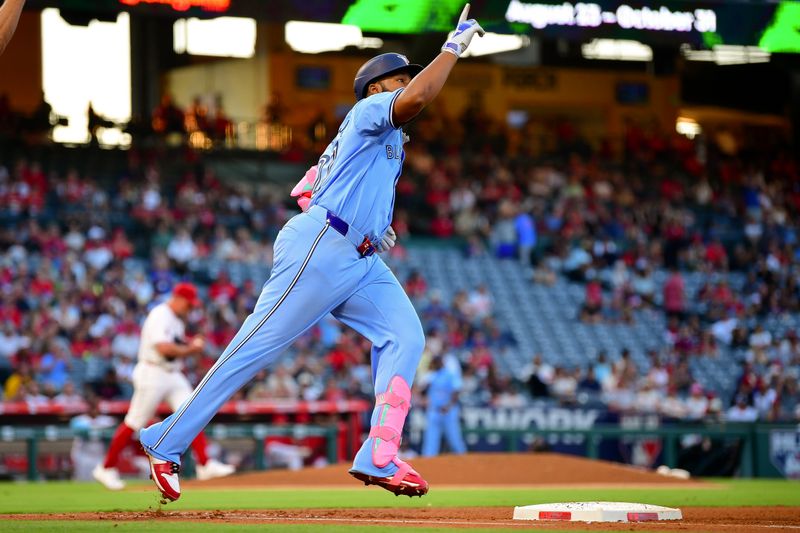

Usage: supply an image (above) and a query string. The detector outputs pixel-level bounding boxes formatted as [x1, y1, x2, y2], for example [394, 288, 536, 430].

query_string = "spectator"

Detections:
[749, 324, 772, 364]
[111, 320, 140, 360]
[523, 353, 553, 398]
[55, 381, 85, 407]
[577, 366, 602, 395]
[580, 276, 603, 323]
[264, 366, 300, 400]
[663, 267, 686, 320]
[404, 270, 427, 301]
[646, 353, 669, 391]
[84, 226, 113, 271]
[635, 380, 661, 413]
[563, 240, 592, 282]
[4, 361, 32, 400]
[152, 93, 185, 136]
[593, 351, 612, 389]
[166, 227, 197, 269]
[37, 342, 70, 393]
[489, 200, 518, 259]
[753, 378, 778, 421]
[23, 381, 50, 408]
[550, 366, 577, 404]
[660, 387, 688, 419]
[685, 383, 709, 420]
[514, 204, 536, 274]
[726, 393, 758, 422]
[209, 271, 238, 305]
[631, 266, 656, 308]
[91, 368, 122, 400]
[467, 284, 493, 321]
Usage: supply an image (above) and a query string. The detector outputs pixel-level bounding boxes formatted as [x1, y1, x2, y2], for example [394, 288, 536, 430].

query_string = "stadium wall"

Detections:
[266, 51, 679, 139]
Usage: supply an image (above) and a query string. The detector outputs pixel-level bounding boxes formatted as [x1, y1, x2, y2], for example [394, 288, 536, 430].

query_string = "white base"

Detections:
[513, 502, 682, 523]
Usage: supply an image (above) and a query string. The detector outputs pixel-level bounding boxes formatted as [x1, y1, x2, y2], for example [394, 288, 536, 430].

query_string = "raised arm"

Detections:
[392, 3, 484, 126]
[0, 0, 26, 56]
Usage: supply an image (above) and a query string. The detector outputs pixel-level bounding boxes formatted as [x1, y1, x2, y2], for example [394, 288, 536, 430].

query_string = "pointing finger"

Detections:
[458, 3, 470, 24]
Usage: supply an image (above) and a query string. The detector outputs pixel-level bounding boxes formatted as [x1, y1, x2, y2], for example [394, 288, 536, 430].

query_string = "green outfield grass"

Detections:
[0, 479, 797, 532]
[0, 479, 798, 514]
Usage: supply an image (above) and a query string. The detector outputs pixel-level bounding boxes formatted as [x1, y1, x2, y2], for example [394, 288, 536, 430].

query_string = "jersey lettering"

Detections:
[385, 145, 402, 160]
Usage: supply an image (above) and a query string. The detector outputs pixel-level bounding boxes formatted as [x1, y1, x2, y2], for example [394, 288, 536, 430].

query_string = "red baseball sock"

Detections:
[190, 432, 209, 466]
[103, 423, 134, 469]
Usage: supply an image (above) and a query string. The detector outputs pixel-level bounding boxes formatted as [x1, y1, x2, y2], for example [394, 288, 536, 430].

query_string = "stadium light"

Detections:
[676, 117, 701, 139]
[682, 44, 770, 65]
[41, 8, 131, 146]
[581, 39, 653, 61]
[446, 31, 529, 57]
[173, 17, 256, 58]
[285, 21, 383, 54]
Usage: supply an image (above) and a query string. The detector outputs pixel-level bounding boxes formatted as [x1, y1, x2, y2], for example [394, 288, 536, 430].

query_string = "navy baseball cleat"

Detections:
[348, 461, 429, 497]
[145, 452, 181, 502]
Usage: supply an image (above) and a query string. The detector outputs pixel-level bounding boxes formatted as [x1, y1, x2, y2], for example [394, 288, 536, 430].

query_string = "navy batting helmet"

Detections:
[353, 53, 423, 101]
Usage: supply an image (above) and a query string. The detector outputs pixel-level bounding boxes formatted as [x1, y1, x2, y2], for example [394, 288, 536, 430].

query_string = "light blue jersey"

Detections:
[310, 88, 405, 241]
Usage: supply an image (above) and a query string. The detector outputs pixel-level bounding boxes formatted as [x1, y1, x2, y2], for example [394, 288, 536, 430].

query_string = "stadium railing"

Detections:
[0, 423, 339, 481]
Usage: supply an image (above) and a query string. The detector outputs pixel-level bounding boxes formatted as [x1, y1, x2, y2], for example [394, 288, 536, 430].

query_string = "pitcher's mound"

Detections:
[188, 453, 702, 489]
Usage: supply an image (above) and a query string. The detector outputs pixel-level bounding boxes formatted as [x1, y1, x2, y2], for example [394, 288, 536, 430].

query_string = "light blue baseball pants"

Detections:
[422, 406, 467, 456]
[140, 207, 425, 477]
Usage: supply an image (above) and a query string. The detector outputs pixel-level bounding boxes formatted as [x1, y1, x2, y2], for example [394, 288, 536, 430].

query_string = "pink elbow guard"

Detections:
[290, 165, 318, 213]
[369, 376, 411, 469]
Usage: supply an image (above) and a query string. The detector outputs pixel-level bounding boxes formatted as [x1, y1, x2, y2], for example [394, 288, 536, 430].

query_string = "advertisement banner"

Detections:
[769, 429, 800, 480]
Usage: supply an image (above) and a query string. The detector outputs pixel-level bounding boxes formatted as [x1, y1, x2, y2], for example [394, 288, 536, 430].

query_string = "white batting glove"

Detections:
[375, 226, 397, 253]
[441, 3, 485, 58]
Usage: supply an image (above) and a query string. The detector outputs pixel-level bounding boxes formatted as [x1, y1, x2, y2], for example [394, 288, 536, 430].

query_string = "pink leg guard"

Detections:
[369, 376, 411, 469]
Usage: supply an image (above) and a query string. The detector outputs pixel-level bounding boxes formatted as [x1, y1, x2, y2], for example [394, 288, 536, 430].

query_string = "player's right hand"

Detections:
[190, 336, 206, 353]
[375, 226, 397, 253]
[441, 3, 485, 58]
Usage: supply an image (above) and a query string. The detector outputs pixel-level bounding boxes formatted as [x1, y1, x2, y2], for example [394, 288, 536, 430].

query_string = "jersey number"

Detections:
[312, 117, 348, 196]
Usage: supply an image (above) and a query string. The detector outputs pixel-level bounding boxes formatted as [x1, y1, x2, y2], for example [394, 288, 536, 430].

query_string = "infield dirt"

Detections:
[185, 452, 701, 488]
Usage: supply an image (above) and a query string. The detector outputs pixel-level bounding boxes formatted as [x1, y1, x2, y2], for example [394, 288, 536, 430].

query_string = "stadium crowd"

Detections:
[0, 102, 798, 426]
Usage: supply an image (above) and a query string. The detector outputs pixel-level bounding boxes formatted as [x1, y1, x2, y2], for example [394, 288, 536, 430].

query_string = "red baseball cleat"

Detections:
[146, 452, 181, 502]
[349, 459, 429, 497]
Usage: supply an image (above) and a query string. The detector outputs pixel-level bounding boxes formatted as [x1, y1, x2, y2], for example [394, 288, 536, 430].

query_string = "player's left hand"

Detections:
[290, 165, 318, 212]
[441, 3, 485, 58]
[375, 226, 397, 253]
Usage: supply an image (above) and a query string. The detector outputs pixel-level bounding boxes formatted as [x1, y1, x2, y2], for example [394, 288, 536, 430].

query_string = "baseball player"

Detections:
[139, 4, 484, 502]
[421, 356, 467, 457]
[92, 282, 234, 490]
[0, 0, 25, 56]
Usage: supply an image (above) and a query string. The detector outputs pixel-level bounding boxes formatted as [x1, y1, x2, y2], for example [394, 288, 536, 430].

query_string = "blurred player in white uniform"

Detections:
[93, 283, 234, 490]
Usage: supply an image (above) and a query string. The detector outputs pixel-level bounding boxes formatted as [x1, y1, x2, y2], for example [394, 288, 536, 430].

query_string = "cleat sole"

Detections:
[348, 470, 428, 498]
